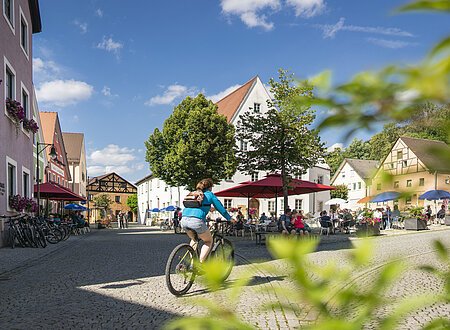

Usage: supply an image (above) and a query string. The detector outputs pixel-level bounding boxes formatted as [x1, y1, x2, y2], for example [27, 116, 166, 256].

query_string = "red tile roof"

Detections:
[216, 77, 257, 122]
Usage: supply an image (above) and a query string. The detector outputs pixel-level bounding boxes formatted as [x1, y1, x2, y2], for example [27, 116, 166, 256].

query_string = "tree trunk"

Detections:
[281, 165, 289, 212]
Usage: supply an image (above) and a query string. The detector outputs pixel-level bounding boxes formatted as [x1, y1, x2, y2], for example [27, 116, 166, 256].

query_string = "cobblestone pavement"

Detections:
[0, 225, 449, 329]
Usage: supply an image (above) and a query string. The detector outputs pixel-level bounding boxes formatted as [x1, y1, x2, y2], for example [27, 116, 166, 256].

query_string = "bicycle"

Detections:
[165, 221, 235, 296]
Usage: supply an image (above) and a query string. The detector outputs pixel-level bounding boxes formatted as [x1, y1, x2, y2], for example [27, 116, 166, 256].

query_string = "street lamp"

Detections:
[36, 143, 57, 216]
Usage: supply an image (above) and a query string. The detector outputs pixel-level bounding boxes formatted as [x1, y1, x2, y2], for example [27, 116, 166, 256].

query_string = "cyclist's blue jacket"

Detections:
[182, 190, 231, 222]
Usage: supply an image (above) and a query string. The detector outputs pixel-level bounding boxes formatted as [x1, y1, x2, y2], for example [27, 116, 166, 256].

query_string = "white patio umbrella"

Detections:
[325, 198, 347, 205]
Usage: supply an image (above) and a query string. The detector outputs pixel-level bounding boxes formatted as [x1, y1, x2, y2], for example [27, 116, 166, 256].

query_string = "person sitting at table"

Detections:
[437, 205, 446, 222]
[319, 210, 333, 235]
[292, 210, 309, 237]
[341, 209, 353, 234]
[259, 212, 268, 223]
[279, 208, 293, 235]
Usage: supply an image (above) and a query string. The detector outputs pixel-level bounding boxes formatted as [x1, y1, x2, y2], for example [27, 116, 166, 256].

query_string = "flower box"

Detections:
[355, 222, 380, 237]
[404, 218, 427, 231]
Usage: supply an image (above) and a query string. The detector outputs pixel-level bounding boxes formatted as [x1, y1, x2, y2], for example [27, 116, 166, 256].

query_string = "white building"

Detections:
[331, 158, 379, 210]
[136, 76, 332, 224]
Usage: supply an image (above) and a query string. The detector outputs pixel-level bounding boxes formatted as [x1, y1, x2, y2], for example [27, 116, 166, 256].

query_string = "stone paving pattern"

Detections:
[0, 224, 449, 329]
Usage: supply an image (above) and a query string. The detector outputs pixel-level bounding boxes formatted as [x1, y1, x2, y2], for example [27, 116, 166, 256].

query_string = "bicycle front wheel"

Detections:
[165, 244, 196, 296]
[211, 238, 234, 282]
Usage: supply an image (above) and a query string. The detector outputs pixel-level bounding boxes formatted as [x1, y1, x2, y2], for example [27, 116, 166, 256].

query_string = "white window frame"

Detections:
[268, 201, 275, 213]
[251, 172, 258, 182]
[406, 180, 412, 187]
[19, 6, 29, 59]
[6, 156, 17, 212]
[224, 199, 232, 209]
[295, 199, 303, 210]
[240, 140, 248, 151]
[22, 166, 30, 198]
[3, 0, 15, 34]
[20, 82, 31, 135]
[317, 175, 324, 184]
[253, 102, 261, 113]
[4, 57, 16, 107]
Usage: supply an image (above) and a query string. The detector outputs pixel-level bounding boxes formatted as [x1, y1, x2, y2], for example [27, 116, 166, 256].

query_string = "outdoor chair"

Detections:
[319, 220, 333, 236]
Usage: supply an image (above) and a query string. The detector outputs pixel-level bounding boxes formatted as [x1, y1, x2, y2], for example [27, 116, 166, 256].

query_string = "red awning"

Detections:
[34, 182, 86, 201]
[215, 173, 335, 198]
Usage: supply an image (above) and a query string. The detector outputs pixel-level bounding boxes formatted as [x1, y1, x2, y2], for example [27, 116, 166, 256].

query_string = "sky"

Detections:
[32, 0, 449, 183]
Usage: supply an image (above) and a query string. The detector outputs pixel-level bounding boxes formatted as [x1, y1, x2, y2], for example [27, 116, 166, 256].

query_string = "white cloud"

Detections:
[315, 17, 414, 39]
[73, 20, 88, 34]
[367, 37, 418, 49]
[220, 0, 280, 31]
[286, 0, 325, 18]
[101, 86, 118, 97]
[327, 143, 343, 152]
[95, 9, 103, 18]
[207, 84, 242, 102]
[33, 57, 62, 82]
[145, 84, 197, 106]
[97, 36, 123, 54]
[87, 144, 141, 177]
[36, 80, 94, 107]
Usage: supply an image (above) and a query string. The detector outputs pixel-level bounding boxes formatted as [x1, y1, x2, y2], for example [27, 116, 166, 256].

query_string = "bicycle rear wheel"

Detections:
[165, 244, 196, 296]
[211, 238, 234, 282]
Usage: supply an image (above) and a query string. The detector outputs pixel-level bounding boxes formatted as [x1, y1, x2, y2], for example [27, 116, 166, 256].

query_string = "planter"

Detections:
[404, 218, 427, 231]
[355, 222, 380, 237]
[444, 216, 450, 226]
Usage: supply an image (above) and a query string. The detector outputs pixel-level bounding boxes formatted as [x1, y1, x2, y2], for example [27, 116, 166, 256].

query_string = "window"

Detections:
[295, 199, 302, 210]
[21, 87, 29, 119]
[7, 161, 16, 198]
[115, 196, 121, 203]
[251, 172, 258, 182]
[377, 183, 381, 191]
[20, 11, 28, 55]
[224, 199, 232, 209]
[317, 175, 324, 184]
[358, 182, 362, 190]
[268, 201, 275, 213]
[390, 163, 395, 169]
[253, 103, 261, 113]
[402, 160, 407, 168]
[405, 196, 412, 205]
[353, 183, 356, 190]
[88, 194, 93, 201]
[22, 171, 29, 197]
[240, 140, 248, 151]
[394, 181, 399, 188]
[3, 0, 14, 28]
[406, 180, 412, 187]
[419, 178, 424, 186]
[5, 64, 15, 100]
[397, 151, 403, 159]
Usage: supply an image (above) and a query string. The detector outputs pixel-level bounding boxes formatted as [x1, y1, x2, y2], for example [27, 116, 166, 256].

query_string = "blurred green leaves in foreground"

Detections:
[165, 236, 450, 329]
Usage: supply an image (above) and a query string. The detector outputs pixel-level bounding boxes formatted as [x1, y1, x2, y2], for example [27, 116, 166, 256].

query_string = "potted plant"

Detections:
[404, 206, 427, 231]
[355, 209, 381, 237]
[22, 118, 39, 133]
[5, 98, 25, 127]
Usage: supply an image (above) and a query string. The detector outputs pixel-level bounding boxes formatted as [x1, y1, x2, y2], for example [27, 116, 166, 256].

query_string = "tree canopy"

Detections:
[235, 69, 324, 210]
[145, 94, 237, 190]
[126, 194, 138, 214]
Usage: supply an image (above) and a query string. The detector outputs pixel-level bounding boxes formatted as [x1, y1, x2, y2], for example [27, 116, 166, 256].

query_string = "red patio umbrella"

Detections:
[34, 182, 86, 201]
[214, 173, 334, 215]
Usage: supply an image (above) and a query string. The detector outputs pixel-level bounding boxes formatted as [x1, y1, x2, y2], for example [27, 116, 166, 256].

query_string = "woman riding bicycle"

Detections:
[180, 178, 232, 263]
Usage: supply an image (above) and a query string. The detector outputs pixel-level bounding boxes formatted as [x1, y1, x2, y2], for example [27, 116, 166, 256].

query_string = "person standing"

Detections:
[118, 212, 124, 229]
[124, 211, 129, 228]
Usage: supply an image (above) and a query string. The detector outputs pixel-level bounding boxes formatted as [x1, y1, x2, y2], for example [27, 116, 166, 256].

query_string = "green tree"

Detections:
[93, 194, 112, 218]
[324, 147, 345, 177]
[330, 184, 349, 200]
[126, 194, 138, 214]
[235, 69, 324, 210]
[345, 138, 372, 160]
[145, 94, 237, 190]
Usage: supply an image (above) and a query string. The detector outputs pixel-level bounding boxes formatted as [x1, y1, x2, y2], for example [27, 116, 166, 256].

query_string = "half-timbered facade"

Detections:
[87, 172, 137, 222]
[371, 136, 450, 209]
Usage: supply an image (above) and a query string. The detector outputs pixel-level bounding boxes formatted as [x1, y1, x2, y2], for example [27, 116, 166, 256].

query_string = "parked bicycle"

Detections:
[165, 221, 234, 296]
